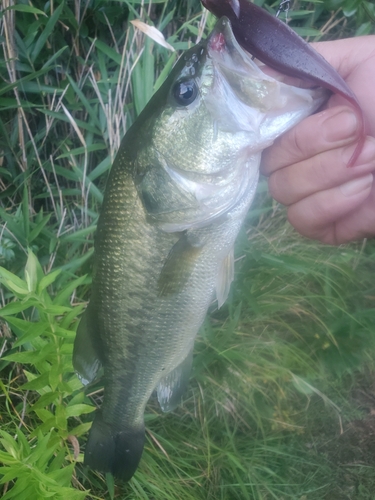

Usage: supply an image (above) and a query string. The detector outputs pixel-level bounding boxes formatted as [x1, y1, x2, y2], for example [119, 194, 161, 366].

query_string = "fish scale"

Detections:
[73, 17, 327, 480]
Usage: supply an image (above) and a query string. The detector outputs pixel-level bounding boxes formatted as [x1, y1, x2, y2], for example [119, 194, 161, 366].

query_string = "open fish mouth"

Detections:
[206, 17, 323, 112]
[203, 18, 328, 141]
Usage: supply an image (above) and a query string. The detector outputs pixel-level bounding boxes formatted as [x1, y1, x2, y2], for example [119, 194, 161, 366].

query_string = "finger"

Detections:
[287, 173, 373, 245]
[268, 136, 375, 206]
[334, 187, 375, 243]
[261, 105, 359, 176]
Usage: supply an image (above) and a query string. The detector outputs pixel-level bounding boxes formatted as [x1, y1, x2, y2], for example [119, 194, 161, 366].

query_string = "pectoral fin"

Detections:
[216, 248, 234, 308]
[158, 232, 204, 296]
[73, 310, 102, 385]
[157, 346, 194, 412]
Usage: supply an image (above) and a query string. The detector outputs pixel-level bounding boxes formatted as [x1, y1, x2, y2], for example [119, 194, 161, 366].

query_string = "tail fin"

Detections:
[84, 411, 145, 481]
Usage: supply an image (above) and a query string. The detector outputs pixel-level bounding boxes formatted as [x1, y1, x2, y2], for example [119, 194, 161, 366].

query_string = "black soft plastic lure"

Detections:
[201, 0, 365, 166]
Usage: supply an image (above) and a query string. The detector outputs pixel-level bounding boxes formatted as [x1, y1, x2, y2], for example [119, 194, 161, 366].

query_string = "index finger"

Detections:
[261, 105, 359, 176]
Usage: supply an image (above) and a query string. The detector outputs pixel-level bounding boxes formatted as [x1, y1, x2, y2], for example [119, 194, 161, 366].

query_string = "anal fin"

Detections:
[216, 248, 234, 308]
[157, 347, 194, 412]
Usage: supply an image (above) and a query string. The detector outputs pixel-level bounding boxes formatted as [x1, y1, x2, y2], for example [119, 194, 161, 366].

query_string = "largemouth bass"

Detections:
[73, 17, 326, 481]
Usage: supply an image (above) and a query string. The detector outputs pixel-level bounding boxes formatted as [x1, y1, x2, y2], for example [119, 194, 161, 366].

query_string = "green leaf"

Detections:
[53, 275, 87, 306]
[42, 305, 72, 314]
[48, 448, 66, 472]
[293, 27, 322, 36]
[30, 2, 64, 62]
[59, 343, 74, 355]
[0, 266, 28, 295]
[2, 478, 29, 500]
[30, 432, 59, 467]
[48, 364, 62, 390]
[65, 75, 102, 131]
[0, 301, 37, 317]
[4, 350, 42, 364]
[28, 213, 52, 244]
[16, 429, 31, 457]
[3, 4, 47, 15]
[33, 408, 55, 424]
[0, 466, 22, 482]
[25, 249, 44, 292]
[0, 67, 51, 97]
[60, 304, 85, 329]
[37, 269, 62, 294]
[22, 185, 30, 241]
[69, 422, 92, 437]
[93, 38, 122, 64]
[13, 321, 49, 347]
[31, 392, 60, 410]
[48, 463, 75, 486]
[106, 472, 115, 500]
[88, 155, 111, 181]
[3, 316, 36, 334]
[53, 326, 75, 339]
[36, 108, 100, 134]
[0, 451, 18, 466]
[63, 375, 83, 392]
[42, 46, 68, 69]
[0, 431, 20, 459]
[291, 375, 315, 395]
[20, 372, 50, 391]
[55, 405, 67, 431]
[65, 404, 95, 417]
[60, 227, 95, 242]
[57, 143, 107, 159]
[154, 52, 177, 92]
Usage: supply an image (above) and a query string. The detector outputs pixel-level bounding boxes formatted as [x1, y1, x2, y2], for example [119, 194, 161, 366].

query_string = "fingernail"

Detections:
[340, 174, 373, 197]
[323, 109, 358, 143]
[343, 137, 375, 166]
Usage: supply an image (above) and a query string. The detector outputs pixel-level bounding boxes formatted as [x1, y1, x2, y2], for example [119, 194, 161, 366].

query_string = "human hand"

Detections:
[261, 36, 375, 245]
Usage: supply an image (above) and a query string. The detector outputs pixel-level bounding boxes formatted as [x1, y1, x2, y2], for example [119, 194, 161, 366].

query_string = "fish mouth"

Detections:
[205, 17, 284, 111]
[205, 16, 327, 113]
[207, 17, 320, 87]
[207, 17, 242, 55]
[206, 17, 263, 77]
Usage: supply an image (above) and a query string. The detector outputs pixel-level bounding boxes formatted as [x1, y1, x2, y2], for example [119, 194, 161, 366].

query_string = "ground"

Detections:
[301, 375, 375, 499]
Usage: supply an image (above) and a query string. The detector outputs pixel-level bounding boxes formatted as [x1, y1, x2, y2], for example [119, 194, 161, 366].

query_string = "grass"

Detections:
[1, 0, 375, 498]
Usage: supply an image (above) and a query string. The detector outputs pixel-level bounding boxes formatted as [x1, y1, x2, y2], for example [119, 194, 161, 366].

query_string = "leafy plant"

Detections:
[0, 429, 86, 500]
[0, 250, 92, 497]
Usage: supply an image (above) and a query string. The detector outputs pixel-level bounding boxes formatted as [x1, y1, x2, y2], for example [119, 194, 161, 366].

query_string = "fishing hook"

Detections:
[276, 0, 291, 19]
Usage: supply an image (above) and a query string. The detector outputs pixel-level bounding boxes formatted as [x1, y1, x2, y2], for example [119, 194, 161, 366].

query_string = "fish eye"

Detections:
[172, 79, 198, 106]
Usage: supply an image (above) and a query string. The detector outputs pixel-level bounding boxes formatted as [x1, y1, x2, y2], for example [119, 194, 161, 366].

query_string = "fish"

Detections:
[73, 17, 327, 481]
[201, 0, 366, 166]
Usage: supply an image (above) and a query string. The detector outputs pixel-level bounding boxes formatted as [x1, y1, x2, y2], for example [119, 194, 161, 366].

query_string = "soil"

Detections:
[304, 375, 375, 499]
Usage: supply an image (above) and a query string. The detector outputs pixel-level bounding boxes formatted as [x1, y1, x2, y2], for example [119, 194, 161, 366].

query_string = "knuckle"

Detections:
[287, 197, 331, 238]
[309, 152, 328, 185]
[268, 171, 288, 205]
[267, 173, 280, 201]
[289, 126, 307, 160]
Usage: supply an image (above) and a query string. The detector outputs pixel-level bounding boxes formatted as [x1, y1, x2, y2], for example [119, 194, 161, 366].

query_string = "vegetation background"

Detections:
[0, 0, 375, 498]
